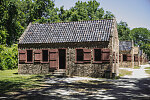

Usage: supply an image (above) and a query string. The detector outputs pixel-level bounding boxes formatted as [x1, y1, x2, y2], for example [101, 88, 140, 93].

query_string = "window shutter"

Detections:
[34, 50, 42, 62]
[127, 54, 131, 61]
[101, 49, 110, 62]
[83, 49, 91, 61]
[19, 50, 26, 63]
[49, 49, 58, 69]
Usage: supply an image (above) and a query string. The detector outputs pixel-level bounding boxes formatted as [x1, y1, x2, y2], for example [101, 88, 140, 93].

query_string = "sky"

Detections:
[54, 0, 150, 30]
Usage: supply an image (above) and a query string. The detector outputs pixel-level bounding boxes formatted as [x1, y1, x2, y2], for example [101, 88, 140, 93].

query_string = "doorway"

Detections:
[59, 49, 66, 69]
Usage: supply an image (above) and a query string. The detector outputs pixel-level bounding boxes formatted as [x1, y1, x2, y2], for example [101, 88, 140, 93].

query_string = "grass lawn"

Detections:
[0, 69, 49, 95]
[119, 69, 132, 77]
[144, 67, 150, 74]
[133, 66, 140, 69]
[145, 70, 150, 74]
[144, 67, 150, 69]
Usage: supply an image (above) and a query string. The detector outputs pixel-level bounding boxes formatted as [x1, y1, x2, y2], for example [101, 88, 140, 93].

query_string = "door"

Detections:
[59, 49, 66, 69]
[49, 49, 58, 69]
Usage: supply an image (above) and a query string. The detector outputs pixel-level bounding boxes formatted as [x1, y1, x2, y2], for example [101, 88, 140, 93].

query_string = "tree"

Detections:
[117, 21, 131, 40]
[130, 28, 150, 59]
[104, 11, 114, 19]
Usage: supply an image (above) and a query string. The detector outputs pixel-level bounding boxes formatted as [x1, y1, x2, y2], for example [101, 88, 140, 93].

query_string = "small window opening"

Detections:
[42, 50, 48, 62]
[77, 49, 83, 61]
[27, 50, 32, 62]
[94, 49, 101, 61]
[123, 54, 127, 61]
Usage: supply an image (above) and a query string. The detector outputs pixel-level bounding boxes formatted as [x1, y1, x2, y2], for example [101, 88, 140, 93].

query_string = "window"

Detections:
[94, 49, 102, 61]
[77, 49, 83, 61]
[134, 55, 138, 62]
[27, 50, 32, 62]
[123, 54, 127, 61]
[76, 48, 91, 63]
[42, 50, 48, 62]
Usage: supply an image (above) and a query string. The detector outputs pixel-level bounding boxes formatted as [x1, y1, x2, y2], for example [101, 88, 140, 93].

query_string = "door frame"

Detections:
[58, 48, 67, 70]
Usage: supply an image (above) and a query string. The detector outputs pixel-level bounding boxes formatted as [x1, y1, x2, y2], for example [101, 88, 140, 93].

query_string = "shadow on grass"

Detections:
[0, 80, 24, 96]
[0, 76, 150, 99]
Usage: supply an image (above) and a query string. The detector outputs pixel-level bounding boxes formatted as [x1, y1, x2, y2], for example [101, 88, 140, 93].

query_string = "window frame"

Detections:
[93, 48, 102, 64]
[75, 48, 84, 64]
[26, 49, 33, 63]
[41, 49, 49, 63]
[123, 54, 127, 61]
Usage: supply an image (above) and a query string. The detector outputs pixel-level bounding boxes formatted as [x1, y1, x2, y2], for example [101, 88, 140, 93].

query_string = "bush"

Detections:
[0, 44, 18, 70]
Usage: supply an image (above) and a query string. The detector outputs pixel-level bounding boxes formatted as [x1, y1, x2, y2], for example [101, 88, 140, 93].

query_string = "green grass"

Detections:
[145, 70, 150, 74]
[133, 66, 140, 69]
[144, 67, 150, 69]
[119, 69, 132, 77]
[0, 69, 49, 94]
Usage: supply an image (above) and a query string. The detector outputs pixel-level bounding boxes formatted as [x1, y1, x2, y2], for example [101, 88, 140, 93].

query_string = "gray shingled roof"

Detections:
[19, 19, 115, 44]
[119, 41, 132, 51]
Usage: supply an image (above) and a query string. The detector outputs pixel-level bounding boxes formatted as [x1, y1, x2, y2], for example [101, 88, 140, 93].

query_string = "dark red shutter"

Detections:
[101, 49, 110, 62]
[19, 50, 26, 63]
[49, 49, 58, 69]
[83, 49, 91, 61]
[34, 50, 41, 62]
[127, 54, 131, 61]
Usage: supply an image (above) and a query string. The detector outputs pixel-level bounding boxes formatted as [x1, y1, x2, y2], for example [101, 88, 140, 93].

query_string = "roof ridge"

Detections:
[33, 19, 115, 25]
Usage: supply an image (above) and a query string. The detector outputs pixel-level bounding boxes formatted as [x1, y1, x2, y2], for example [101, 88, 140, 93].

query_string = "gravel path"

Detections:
[120, 64, 150, 78]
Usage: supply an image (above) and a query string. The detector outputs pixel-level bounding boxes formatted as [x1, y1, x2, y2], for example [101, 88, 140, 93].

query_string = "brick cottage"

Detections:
[119, 41, 148, 68]
[18, 19, 119, 78]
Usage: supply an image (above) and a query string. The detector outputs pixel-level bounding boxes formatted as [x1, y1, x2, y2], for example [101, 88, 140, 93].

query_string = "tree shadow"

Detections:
[0, 77, 150, 99]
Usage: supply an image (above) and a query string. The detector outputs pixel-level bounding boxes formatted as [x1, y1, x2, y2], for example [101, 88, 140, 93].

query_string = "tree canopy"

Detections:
[0, 0, 114, 45]
[130, 28, 150, 58]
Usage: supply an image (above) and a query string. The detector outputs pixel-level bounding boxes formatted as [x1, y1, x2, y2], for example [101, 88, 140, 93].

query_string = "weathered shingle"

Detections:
[119, 41, 132, 51]
[19, 19, 115, 44]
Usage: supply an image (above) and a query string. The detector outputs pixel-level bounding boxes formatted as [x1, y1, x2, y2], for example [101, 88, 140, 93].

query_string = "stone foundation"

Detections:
[67, 63, 110, 78]
[18, 63, 49, 74]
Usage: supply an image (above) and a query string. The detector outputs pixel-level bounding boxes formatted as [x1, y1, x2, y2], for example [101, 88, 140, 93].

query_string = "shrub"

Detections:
[0, 44, 18, 70]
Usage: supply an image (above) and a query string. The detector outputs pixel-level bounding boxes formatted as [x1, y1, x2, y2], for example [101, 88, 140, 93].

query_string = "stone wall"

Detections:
[18, 63, 49, 74]
[18, 41, 113, 78]
[66, 47, 111, 78]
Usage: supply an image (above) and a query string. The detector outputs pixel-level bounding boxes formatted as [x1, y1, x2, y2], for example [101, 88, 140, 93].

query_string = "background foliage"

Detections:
[0, 0, 149, 70]
[0, 44, 18, 70]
